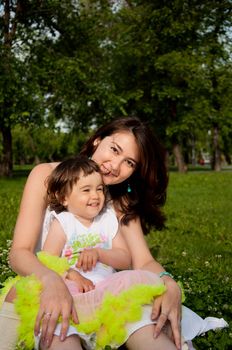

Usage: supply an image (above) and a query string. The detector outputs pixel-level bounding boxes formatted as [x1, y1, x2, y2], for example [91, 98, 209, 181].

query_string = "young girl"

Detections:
[43, 156, 131, 292]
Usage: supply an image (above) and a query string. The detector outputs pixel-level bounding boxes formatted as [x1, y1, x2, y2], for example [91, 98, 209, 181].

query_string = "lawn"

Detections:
[148, 171, 232, 349]
[0, 169, 231, 349]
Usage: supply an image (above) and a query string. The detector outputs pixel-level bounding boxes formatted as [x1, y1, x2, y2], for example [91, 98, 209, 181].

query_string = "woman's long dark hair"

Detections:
[80, 117, 168, 234]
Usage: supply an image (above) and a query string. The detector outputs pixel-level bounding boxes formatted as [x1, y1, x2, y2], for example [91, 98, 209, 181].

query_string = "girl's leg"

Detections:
[125, 324, 177, 350]
[40, 334, 83, 350]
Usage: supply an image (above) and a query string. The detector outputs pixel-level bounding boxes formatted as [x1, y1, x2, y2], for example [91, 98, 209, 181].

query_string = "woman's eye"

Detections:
[110, 146, 119, 154]
[83, 189, 90, 192]
[126, 160, 136, 168]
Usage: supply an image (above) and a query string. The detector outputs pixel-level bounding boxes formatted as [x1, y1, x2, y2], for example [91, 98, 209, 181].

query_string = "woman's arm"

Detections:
[120, 217, 182, 350]
[98, 228, 132, 269]
[10, 163, 58, 276]
[9, 163, 78, 347]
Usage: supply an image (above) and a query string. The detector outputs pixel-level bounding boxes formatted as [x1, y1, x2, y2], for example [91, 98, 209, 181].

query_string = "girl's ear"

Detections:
[62, 198, 68, 207]
[56, 192, 67, 207]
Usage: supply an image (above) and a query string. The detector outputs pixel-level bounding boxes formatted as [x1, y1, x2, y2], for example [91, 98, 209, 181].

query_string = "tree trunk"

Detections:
[172, 142, 187, 173]
[211, 124, 221, 171]
[0, 123, 13, 177]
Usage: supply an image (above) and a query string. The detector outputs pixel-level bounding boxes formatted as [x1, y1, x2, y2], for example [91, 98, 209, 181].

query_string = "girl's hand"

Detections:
[34, 272, 78, 348]
[151, 277, 182, 350]
[67, 268, 95, 292]
[76, 248, 99, 272]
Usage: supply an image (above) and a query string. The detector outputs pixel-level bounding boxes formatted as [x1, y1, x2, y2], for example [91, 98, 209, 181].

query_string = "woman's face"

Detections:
[92, 131, 140, 185]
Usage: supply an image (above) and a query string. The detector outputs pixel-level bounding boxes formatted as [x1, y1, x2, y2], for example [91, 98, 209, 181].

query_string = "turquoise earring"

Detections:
[127, 183, 132, 193]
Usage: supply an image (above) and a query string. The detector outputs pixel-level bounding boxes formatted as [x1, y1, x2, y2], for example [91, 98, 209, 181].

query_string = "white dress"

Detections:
[34, 207, 228, 350]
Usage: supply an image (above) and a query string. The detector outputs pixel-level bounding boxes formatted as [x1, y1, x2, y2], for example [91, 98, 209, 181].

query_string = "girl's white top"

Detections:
[37, 205, 118, 284]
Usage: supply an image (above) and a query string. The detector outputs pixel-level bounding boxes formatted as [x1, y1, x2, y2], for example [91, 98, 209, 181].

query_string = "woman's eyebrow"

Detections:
[112, 141, 122, 151]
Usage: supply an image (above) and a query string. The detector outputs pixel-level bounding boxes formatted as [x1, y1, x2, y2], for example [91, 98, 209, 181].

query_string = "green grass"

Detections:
[0, 169, 231, 349]
[148, 172, 232, 349]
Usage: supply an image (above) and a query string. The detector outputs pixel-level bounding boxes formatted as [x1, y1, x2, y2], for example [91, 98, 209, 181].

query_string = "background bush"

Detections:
[0, 169, 231, 349]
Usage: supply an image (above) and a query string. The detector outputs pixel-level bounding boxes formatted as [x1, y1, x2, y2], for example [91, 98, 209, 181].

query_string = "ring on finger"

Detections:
[43, 312, 52, 318]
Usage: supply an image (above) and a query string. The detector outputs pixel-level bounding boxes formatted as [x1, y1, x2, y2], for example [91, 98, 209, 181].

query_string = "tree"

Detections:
[97, 0, 232, 171]
[0, 1, 53, 176]
[0, 1, 111, 175]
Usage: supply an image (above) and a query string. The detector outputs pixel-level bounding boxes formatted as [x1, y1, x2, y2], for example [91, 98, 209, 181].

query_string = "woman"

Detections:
[5, 117, 182, 349]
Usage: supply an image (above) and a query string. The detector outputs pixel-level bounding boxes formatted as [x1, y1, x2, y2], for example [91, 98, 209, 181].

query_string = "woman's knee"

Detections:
[126, 325, 177, 350]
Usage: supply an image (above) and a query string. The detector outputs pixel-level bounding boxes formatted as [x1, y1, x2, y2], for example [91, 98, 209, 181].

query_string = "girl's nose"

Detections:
[91, 190, 99, 198]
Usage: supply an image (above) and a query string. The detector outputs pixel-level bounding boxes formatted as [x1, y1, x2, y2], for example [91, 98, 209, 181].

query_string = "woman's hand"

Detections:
[151, 276, 182, 350]
[34, 272, 78, 348]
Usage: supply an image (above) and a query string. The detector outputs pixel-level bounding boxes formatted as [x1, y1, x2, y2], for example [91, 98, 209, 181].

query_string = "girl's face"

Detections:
[63, 171, 105, 225]
[92, 131, 140, 185]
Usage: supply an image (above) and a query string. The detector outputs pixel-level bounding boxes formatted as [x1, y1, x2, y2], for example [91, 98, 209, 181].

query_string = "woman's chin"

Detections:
[102, 175, 119, 186]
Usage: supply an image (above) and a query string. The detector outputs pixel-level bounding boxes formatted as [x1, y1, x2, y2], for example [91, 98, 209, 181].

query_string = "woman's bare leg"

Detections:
[126, 324, 177, 350]
[40, 334, 83, 350]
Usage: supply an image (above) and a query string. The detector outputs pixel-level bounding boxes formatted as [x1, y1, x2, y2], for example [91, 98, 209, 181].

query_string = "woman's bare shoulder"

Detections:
[28, 162, 60, 178]
[24, 162, 60, 191]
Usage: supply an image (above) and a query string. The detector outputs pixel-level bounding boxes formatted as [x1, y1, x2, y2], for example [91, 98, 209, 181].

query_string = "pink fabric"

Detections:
[65, 270, 162, 323]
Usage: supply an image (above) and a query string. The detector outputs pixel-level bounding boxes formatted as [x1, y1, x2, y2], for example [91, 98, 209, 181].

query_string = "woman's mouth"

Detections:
[100, 165, 112, 176]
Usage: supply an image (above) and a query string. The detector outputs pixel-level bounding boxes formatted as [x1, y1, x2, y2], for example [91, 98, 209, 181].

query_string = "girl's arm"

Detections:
[120, 217, 182, 350]
[9, 163, 78, 347]
[43, 219, 95, 293]
[42, 219, 66, 256]
[76, 229, 131, 271]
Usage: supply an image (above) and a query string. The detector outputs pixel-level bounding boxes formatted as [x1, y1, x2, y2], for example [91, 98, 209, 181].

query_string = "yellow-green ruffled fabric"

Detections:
[1, 252, 167, 349]
[77, 283, 166, 349]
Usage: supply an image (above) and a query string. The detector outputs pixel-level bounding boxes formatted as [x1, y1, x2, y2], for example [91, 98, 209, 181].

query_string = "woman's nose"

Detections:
[110, 158, 121, 175]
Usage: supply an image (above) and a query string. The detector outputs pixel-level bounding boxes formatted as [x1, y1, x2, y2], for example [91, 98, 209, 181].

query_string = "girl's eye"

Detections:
[97, 187, 104, 192]
[83, 189, 90, 192]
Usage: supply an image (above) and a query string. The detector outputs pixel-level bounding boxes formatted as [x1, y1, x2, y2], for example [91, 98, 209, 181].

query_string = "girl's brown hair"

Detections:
[46, 156, 101, 213]
[80, 117, 168, 234]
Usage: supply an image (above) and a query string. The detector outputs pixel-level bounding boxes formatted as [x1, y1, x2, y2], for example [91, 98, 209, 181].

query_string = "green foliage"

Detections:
[0, 176, 26, 285]
[1, 1, 232, 174]
[11, 125, 88, 164]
